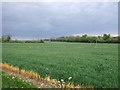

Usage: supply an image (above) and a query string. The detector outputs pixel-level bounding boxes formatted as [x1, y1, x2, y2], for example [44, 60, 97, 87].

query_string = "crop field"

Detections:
[2, 42, 118, 88]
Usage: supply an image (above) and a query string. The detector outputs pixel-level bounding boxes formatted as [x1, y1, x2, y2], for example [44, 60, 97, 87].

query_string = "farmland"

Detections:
[2, 42, 118, 88]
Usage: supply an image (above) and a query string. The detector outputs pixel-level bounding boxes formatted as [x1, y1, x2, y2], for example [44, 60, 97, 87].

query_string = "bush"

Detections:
[9, 40, 44, 43]
[49, 35, 119, 43]
[24, 40, 44, 43]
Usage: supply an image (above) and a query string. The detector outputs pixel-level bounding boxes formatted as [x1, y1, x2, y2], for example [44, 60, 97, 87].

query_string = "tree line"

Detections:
[44, 34, 120, 43]
[1, 34, 119, 43]
[1, 35, 44, 43]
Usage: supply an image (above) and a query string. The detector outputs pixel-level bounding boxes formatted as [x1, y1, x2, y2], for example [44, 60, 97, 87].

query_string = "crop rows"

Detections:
[2, 42, 118, 88]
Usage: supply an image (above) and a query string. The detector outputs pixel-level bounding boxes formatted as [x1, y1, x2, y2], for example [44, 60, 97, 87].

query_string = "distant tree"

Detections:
[2, 35, 11, 42]
[49, 34, 118, 43]
[40, 40, 44, 43]
[98, 36, 101, 38]
[82, 34, 87, 38]
[90, 36, 98, 43]
[75, 36, 80, 42]
[68, 36, 75, 42]
[6, 35, 11, 42]
[102, 34, 110, 40]
[0, 36, 2, 42]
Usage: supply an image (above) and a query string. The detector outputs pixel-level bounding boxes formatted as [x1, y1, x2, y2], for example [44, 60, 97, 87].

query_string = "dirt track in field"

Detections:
[1, 68, 60, 88]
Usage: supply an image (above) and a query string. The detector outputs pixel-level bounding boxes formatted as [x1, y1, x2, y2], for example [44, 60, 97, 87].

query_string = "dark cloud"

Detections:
[2, 2, 118, 39]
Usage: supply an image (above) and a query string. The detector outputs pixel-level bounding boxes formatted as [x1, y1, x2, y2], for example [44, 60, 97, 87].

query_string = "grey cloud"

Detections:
[2, 2, 118, 39]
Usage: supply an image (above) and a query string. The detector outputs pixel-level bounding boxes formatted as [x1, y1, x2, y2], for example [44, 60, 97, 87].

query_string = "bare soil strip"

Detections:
[2, 68, 59, 88]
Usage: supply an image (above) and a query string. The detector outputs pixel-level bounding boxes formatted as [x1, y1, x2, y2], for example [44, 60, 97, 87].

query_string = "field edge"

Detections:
[0, 62, 94, 89]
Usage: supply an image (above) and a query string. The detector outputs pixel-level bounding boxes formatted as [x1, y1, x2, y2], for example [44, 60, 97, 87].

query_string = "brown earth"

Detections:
[1, 68, 60, 88]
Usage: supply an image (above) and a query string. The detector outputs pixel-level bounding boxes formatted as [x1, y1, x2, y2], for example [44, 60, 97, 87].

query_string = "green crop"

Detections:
[2, 42, 118, 88]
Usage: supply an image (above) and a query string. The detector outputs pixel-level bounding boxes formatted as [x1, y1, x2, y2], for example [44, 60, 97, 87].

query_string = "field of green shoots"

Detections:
[2, 42, 118, 88]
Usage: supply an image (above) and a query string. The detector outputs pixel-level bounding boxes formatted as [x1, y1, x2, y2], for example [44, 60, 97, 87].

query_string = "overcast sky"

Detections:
[2, 2, 118, 39]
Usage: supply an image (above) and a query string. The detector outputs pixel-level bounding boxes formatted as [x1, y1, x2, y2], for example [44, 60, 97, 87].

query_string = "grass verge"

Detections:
[0, 63, 93, 89]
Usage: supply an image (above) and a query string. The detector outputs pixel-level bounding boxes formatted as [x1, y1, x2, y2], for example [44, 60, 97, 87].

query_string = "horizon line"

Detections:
[10, 34, 119, 40]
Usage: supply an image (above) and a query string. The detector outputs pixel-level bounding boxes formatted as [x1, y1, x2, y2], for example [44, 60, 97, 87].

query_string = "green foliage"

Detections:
[9, 40, 44, 43]
[102, 34, 110, 40]
[24, 40, 44, 43]
[0, 71, 5, 74]
[2, 35, 11, 42]
[40, 40, 44, 43]
[2, 35, 44, 43]
[47, 34, 119, 43]
[0, 37, 2, 42]
[2, 75, 38, 88]
[10, 40, 25, 43]
[82, 34, 87, 38]
[2, 42, 118, 88]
